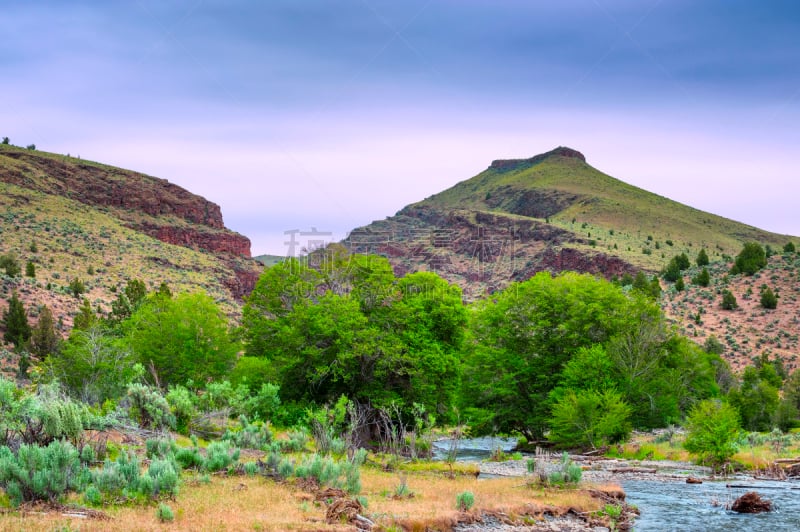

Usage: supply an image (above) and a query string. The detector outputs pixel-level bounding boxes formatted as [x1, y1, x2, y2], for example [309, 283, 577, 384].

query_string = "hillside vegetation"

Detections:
[348, 147, 793, 299]
[0, 144, 261, 334]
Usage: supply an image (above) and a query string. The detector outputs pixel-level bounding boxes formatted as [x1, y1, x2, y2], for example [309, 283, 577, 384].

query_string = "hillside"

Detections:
[663, 252, 800, 373]
[346, 147, 793, 300]
[0, 144, 262, 335]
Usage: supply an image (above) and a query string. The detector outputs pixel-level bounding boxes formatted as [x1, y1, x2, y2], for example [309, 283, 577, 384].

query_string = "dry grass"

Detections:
[0, 467, 612, 531]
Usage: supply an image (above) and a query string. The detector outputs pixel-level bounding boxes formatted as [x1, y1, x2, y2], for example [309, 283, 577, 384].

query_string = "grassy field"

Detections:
[610, 428, 800, 471]
[0, 458, 618, 531]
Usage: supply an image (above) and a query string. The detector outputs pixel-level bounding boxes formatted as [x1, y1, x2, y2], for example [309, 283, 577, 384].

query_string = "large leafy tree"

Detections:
[728, 364, 780, 432]
[242, 251, 466, 417]
[126, 291, 237, 386]
[463, 272, 657, 439]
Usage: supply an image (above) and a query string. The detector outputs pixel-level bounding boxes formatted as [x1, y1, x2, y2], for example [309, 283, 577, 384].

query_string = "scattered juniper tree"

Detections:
[0, 253, 21, 277]
[25, 261, 35, 278]
[730, 242, 767, 276]
[692, 267, 710, 287]
[29, 305, 59, 358]
[2, 292, 31, 349]
[760, 286, 778, 309]
[721, 290, 738, 310]
[674, 276, 685, 292]
[696, 248, 710, 266]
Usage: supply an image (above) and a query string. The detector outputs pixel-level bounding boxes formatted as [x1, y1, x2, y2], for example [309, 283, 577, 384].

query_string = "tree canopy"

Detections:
[241, 250, 466, 418]
[126, 292, 237, 387]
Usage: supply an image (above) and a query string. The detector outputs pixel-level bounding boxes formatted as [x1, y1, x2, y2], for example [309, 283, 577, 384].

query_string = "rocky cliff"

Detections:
[0, 144, 260, 300]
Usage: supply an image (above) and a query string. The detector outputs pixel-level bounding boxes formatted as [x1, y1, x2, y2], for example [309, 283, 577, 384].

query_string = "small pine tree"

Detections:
[0, 253, 21, 277]
[1, 137, 9, 144]
[675, 277, 685, 292]
[675, 253, 691, 270]
[703, 335, 724, 355]
[692, 267, 710, 287]
[760, 286, 778, 309]
[124, 279, 147, 308]
[72, 298, 97, 331]
[25, 261, 35, 278]
[784, 242, 796, 253]
[29, 306, 59, 358]
[2, 292, 31, 348]
[69, 278, 86, 298]
[632, 271, 650, 293]
[721, 290, 738, 310]
[696, 248, 709, 266]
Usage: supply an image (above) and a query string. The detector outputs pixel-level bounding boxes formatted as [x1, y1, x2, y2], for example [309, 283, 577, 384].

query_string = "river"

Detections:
[433, 437, 800, 531]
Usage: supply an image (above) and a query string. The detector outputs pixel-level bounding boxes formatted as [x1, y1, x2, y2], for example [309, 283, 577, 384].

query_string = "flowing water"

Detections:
[435, 437, 800, 531]
[623, 478, 800, 531]
[431, 436, 517, 462]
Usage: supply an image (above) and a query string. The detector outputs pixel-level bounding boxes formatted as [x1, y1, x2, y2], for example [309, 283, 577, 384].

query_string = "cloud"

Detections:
[2, 1, 799, 253]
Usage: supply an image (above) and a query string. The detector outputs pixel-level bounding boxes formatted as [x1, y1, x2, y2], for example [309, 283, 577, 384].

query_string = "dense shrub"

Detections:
[126, 384, 175, 430]
[721, 290, 738, 310]
[223, 416, 273, 450]
[0, 440, 88, 506]
[456, 491, 475, 511]
[683, 399, 741, 467]
[731, 242, 767, 276]
[760, 286, 778, 309]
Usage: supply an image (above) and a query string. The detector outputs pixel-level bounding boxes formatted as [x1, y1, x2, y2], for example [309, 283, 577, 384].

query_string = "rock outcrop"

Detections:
[0, 145, 260, 301]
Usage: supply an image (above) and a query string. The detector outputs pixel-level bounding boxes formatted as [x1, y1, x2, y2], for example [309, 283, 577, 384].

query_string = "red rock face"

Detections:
[0, 146, 261, 300]
[139, 224, 252, 257]
[1, 150, 226, 229]
[346, 205, 639, 301]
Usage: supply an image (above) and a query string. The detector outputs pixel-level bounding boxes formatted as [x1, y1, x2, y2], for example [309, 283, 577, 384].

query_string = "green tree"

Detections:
[683, 399, 741, 468]
[675, 253, 691, 270]
[243, 252, 466, 418]
[674, 277, 685, 292]
[760, 286, 778, 309]
[464, 272, 656, 438]
[72, 298, 97, 331]
[548, 389, 631, 449]
[0, 253, 20, 277]
[45, 325, 140, 404]
[68, 278, 86, 298]
[1, 137, 8, 144]
[2, 292, 31, 349]
[703, 335, 724, 355]
[126, 291, 238, 387]
[729, 366, 780, 432]
[731, 242, 767, 276]
[124, 279, 148, 308]
[784, 242, 796, 253]
[662, 257, 682, 282]
[25, 262, 35, 278]
[721, 290, 738, 310]
[696, 248, 710, 266]
[692, 268, 710, 287]
[29, 306, 59, 358]
[631, 271, 650, 294]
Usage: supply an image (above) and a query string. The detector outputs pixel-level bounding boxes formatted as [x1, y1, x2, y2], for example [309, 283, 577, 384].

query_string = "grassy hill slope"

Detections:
[347, 147, 795, 300]
[0, 145, 262, 351]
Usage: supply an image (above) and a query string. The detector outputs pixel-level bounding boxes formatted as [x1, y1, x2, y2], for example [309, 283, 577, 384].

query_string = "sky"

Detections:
[3, 0, 800, 255]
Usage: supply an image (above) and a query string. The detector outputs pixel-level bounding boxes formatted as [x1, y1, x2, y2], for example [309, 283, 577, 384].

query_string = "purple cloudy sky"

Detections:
[4, 1, 799, 254]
